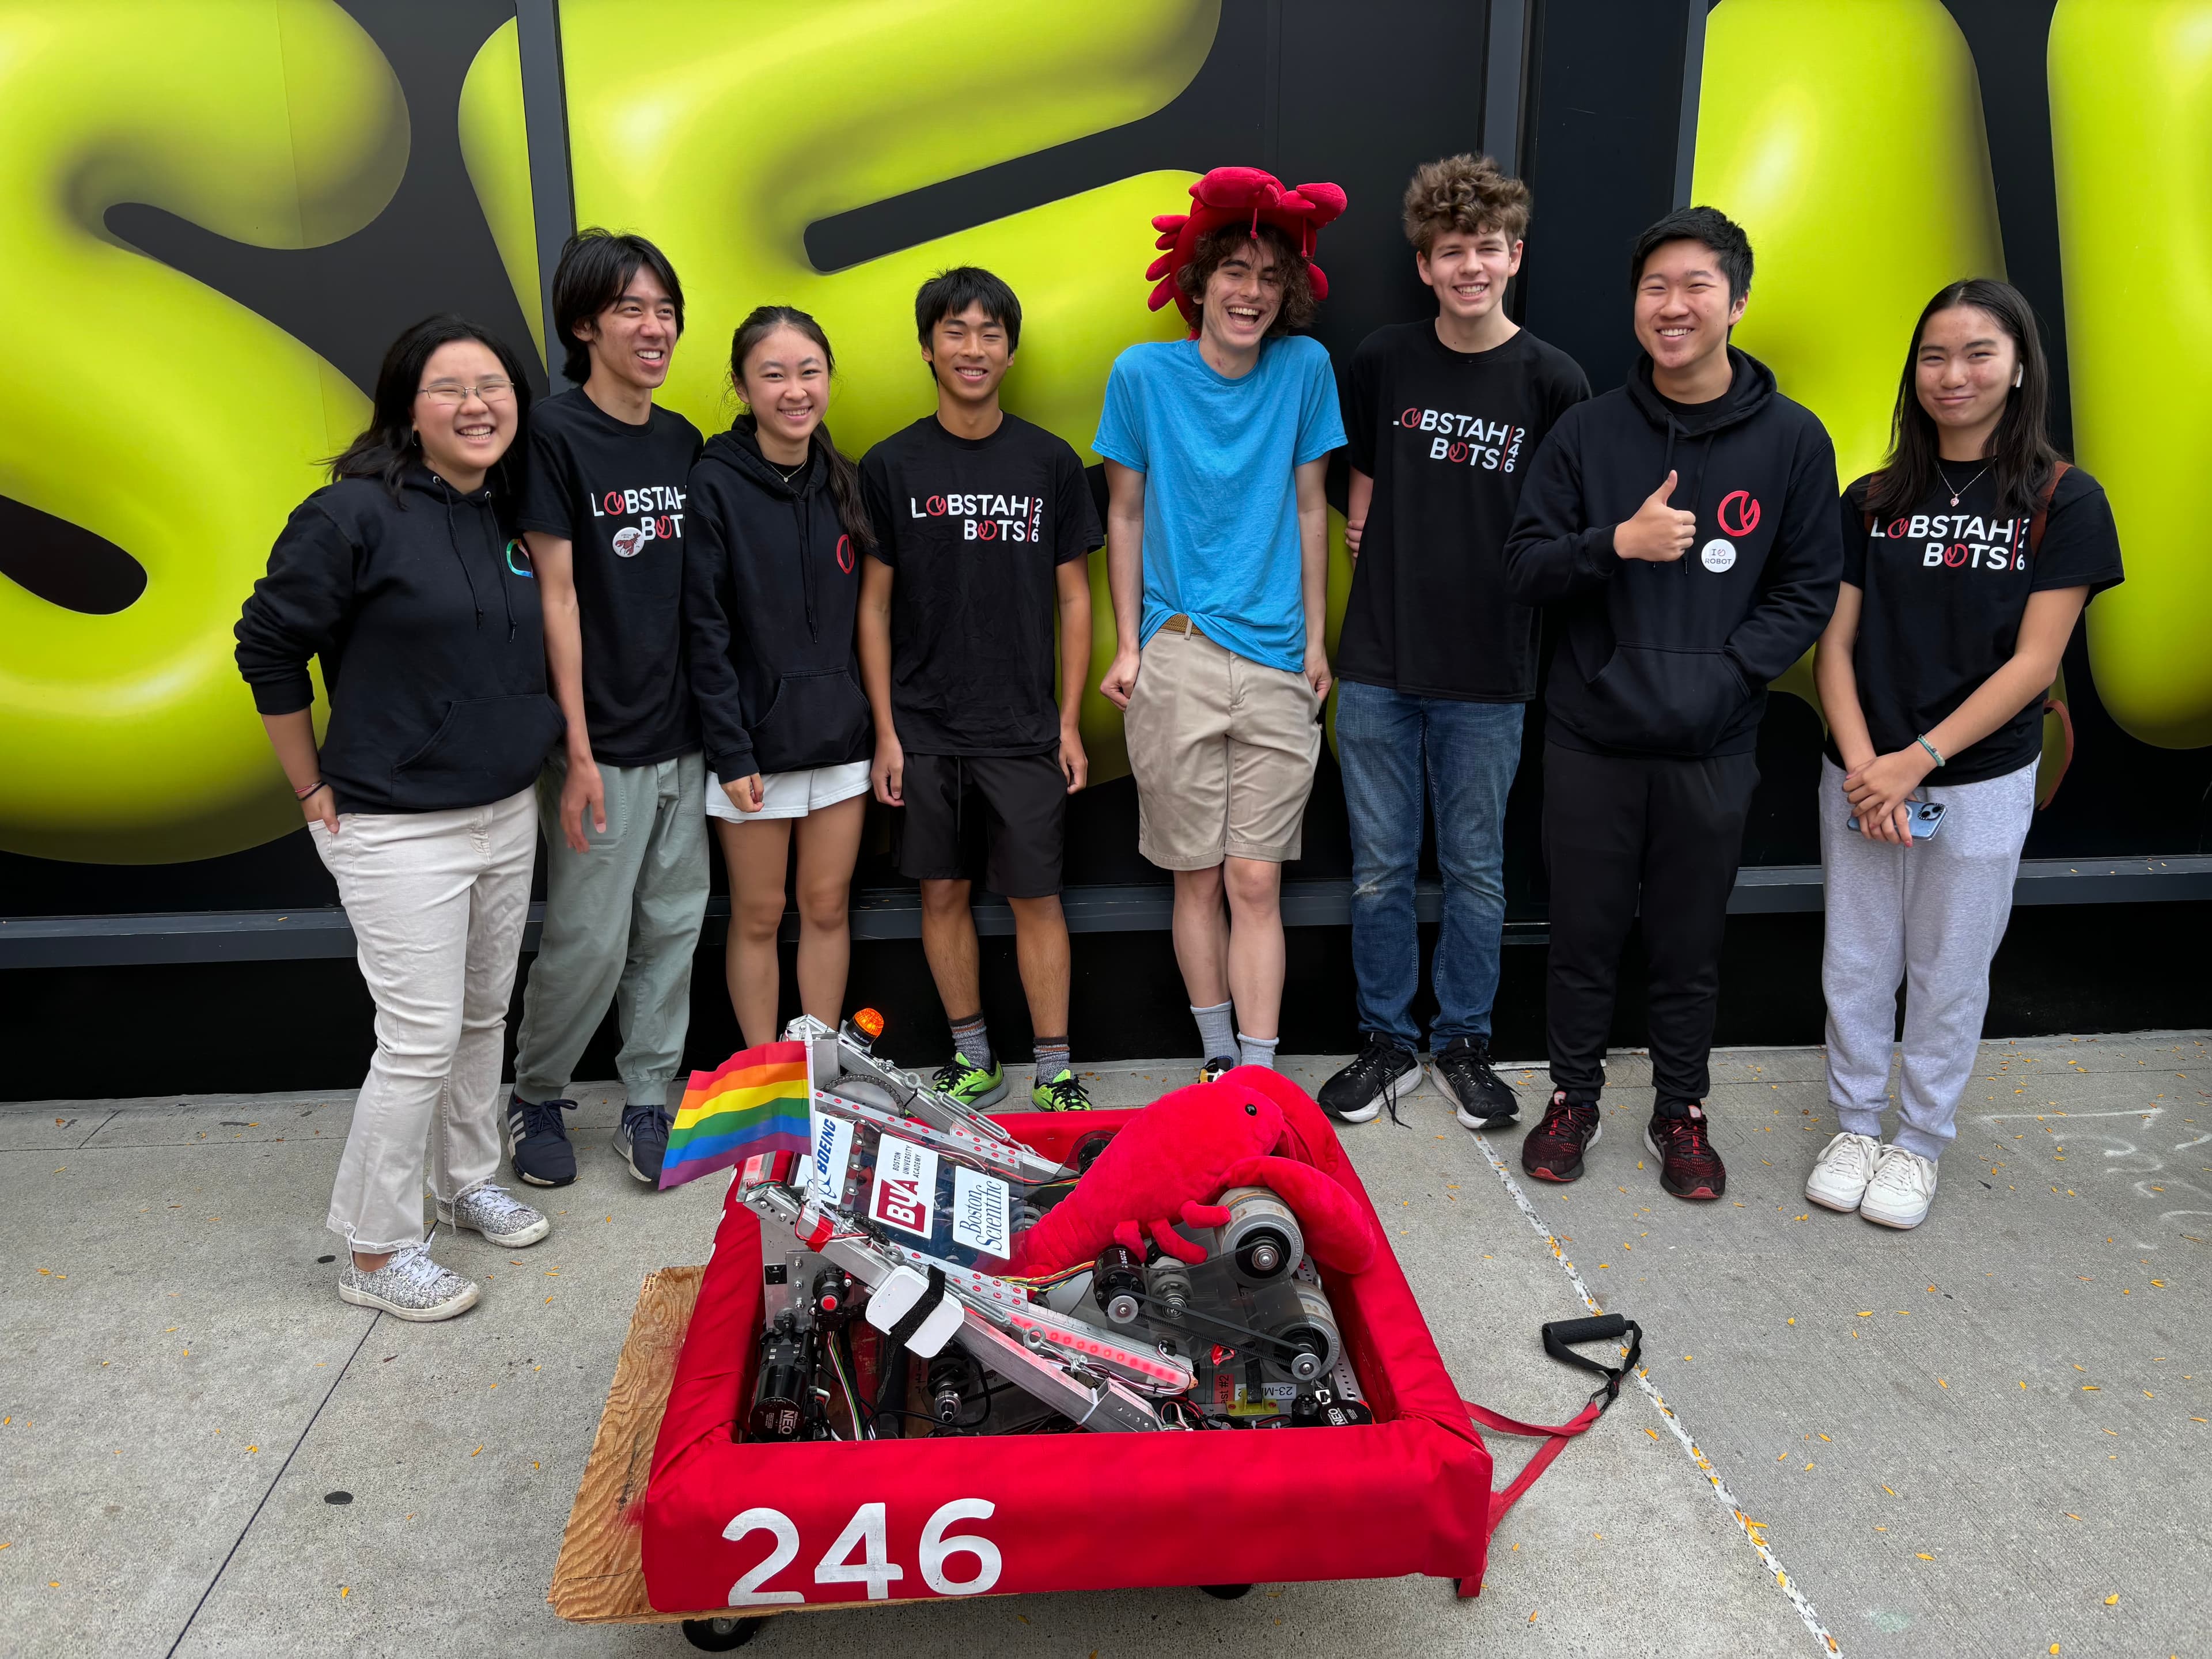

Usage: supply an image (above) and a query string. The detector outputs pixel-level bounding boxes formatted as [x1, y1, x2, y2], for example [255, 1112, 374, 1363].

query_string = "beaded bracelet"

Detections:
[1916, 735, 1945, 768]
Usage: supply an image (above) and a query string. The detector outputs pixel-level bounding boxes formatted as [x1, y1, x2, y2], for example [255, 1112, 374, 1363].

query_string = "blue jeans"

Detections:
[1335, 681, 1523, 1051]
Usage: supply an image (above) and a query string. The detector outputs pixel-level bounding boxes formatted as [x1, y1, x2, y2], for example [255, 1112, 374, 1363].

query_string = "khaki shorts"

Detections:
[1124, 622, 1321, 868]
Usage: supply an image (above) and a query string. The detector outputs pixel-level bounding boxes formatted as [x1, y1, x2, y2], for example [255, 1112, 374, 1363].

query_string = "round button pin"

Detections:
[1700, 537, 1737, 573]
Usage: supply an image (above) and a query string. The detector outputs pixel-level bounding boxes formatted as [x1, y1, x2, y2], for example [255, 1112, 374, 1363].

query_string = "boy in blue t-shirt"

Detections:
[1094, 174, 1346, 1080]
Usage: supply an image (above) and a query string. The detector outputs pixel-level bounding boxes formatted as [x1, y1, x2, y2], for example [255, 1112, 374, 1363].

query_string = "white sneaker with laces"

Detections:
[338, 1242, 479, 1321]
[1805, 1132, 1884, 1213]
[437, 1182, 550, 1247]
[1859, 1145, 1938, 1229]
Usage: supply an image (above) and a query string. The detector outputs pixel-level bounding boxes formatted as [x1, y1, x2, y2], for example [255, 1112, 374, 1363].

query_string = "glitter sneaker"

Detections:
[338, 1242, 479, 1321]
[436, 1182, 550, 1247]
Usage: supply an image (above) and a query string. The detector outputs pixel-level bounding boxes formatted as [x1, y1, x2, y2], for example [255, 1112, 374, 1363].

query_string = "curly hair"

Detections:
[1402, 153, 1530, 255]
[1174, 221, 1317, 336]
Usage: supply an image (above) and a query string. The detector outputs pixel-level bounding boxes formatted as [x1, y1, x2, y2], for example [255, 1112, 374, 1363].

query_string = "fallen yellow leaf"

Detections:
[2105, 1594, 2118, 1605]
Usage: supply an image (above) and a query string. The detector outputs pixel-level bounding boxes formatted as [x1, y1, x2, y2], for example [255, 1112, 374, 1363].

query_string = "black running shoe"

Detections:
[1434, 1035, 1520, 1131]
[505, 1094, 577, 1187]
[1645, 1104, 1726, 1200]
[1317, 1037, 1422, 1126]
[614, 1101, 672, 1185]
[1521, 1092, 1601, 1183]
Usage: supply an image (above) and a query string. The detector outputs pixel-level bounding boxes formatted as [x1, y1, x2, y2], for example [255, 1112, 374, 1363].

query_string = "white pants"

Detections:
[1819, 757, 2036, 1162]
[313, 790, 537, 1251]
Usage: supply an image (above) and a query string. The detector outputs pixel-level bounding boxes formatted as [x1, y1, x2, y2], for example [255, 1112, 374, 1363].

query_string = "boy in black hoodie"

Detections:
[1503, 206, 1841, 1201]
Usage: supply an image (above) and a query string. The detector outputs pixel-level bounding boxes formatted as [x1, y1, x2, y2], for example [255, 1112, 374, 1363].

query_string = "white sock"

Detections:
[1237, 1032, 1279, 1071]
[1191, 1001, 1236, 1062]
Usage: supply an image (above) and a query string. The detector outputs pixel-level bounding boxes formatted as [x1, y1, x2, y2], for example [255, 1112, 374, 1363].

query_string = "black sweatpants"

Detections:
[1541, 743, 1760, 1112]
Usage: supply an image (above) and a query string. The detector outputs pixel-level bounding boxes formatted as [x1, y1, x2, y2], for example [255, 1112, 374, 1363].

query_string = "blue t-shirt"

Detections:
[1093, 335, 1346, 672]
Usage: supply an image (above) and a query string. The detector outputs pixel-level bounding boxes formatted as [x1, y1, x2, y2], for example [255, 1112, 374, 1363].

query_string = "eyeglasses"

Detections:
[416, 378, 516, 406]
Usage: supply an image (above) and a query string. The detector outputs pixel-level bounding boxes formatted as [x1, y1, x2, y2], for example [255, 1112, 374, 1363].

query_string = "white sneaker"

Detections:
[1859, 1145, 1938, 1229]
[438, 1182, 551, 1247]
[338, 1242, 479, 1321]
[1805, 1132, 1884, 1213]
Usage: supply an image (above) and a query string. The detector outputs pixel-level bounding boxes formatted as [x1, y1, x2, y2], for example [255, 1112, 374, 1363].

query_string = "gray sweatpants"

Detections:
[513, 752, 710, 1108]
[1819, 756, 2036, 1161]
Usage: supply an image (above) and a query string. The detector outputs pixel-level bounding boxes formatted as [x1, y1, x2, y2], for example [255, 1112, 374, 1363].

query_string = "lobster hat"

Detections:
[1145, 166, 1348, 335]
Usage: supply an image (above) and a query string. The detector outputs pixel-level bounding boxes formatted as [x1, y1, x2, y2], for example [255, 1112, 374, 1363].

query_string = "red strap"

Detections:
[2027, 460, 2071, 556]
[2039, 696, 2074, 809]
[1464, 1396, 1605, 1531]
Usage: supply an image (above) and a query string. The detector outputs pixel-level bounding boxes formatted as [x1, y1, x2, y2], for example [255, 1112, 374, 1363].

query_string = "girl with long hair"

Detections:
[235, 316, 563, 1319]
[1808, 279, 2124, 1229]
[684, 307, 876, 1042]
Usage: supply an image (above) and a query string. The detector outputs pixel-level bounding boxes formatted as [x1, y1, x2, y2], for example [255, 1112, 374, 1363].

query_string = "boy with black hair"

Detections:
[1503, 204, 1841, 1202]
[1320, 153, 1589, 1132]
[507, 229, 708, 1187]
[858, 267, 1101, 1111]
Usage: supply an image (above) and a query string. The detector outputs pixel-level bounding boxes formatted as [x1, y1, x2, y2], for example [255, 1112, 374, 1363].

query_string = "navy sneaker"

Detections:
[615, 1101, 672, 1184]
[505, 1093, 577, 1187]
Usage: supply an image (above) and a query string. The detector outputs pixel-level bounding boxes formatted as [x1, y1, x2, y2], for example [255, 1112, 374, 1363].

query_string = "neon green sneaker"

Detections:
[1030, 1067, 1093, 1112]
[933, 1052, 1008, 1109]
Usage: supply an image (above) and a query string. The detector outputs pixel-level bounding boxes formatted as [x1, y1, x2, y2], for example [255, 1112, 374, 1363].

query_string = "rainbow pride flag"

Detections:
[660, 1040, 813, 1190]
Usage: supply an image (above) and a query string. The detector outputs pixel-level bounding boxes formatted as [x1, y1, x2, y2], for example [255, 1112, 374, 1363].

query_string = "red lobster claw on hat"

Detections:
[1143, 166, 1347, 335]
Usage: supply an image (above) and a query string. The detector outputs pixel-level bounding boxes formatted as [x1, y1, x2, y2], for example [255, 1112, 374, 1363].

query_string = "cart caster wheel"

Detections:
[682, 1615, 764, 1650]
[1199, 1584, 1253, 1600]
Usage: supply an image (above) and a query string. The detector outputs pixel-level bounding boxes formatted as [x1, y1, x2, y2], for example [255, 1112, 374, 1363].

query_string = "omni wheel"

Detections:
[681, 1615, 765, 1650]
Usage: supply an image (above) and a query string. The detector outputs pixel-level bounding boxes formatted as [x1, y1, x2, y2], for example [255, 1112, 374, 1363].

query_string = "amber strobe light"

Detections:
[853, 1008, 885, 1040]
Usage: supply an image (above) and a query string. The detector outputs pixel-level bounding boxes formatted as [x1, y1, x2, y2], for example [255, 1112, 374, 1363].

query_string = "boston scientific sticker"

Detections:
[950, 1165, 1012, 1257]
[1700, 537, 1737, 573]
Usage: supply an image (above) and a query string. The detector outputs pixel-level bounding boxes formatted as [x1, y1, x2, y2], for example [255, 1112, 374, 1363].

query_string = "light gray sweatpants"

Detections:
[513, 752, 709, 1108]
[1819, 756, 2037, 1161]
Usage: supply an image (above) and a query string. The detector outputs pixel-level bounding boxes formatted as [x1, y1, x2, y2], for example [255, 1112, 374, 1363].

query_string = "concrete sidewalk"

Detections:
[3, 1035, 2206, 1658]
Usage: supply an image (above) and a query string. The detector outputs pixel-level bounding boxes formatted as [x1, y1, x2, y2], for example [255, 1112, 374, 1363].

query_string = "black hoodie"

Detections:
[234, 466, 563, 814]
[1503, 348, 1842, 757]
[684, 419, 872, 781]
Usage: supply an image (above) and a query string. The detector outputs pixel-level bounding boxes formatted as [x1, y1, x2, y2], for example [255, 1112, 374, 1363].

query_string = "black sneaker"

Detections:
[1317, 1037, 1422, 1126]
[1199, 1055, 1239, 1085]
[614, 1101, 672, 1184]
[1521, 1092, 1601, 1183]
[1645, 1104, 1726, 1200]
[1434, 1036, 1520, 1131]
[505, 1094, 577, 1187]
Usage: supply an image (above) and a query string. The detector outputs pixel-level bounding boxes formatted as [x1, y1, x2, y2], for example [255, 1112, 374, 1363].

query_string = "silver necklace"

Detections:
[1936, 461, 1990, 508]
[772, 454, 808, 485]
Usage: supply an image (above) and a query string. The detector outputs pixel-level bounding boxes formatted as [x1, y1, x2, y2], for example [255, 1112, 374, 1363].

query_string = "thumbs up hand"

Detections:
[1613, 471, 1699, 562]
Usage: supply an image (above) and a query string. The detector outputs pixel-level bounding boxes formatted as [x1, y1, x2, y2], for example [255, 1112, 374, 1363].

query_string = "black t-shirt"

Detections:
[517, 389, 704, 766]
[1339, 323, 1589, 701]
[1834, 465, 2123, 783]
[859, 413, 1101, 755]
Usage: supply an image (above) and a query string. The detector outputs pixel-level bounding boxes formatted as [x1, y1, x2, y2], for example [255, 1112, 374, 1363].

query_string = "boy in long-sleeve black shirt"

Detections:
[1503, 206, 1841, 1202]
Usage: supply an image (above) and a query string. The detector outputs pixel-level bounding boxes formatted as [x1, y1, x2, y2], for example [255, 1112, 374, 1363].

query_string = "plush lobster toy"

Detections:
[1143, 165, 1348, 335]
[1007, 1067, 1375, 1278]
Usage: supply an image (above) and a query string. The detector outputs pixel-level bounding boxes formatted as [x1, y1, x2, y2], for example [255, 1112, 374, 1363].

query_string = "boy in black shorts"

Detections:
[858, 268, 1102, 1110]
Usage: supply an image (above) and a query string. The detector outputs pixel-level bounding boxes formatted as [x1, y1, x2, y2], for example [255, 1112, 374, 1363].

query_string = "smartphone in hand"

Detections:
[1847, 800, 1946, 839]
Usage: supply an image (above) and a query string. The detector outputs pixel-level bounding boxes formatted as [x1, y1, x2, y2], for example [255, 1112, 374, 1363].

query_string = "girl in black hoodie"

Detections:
[236, 316, 564, 1321]
[685, 307, 877, 1044]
